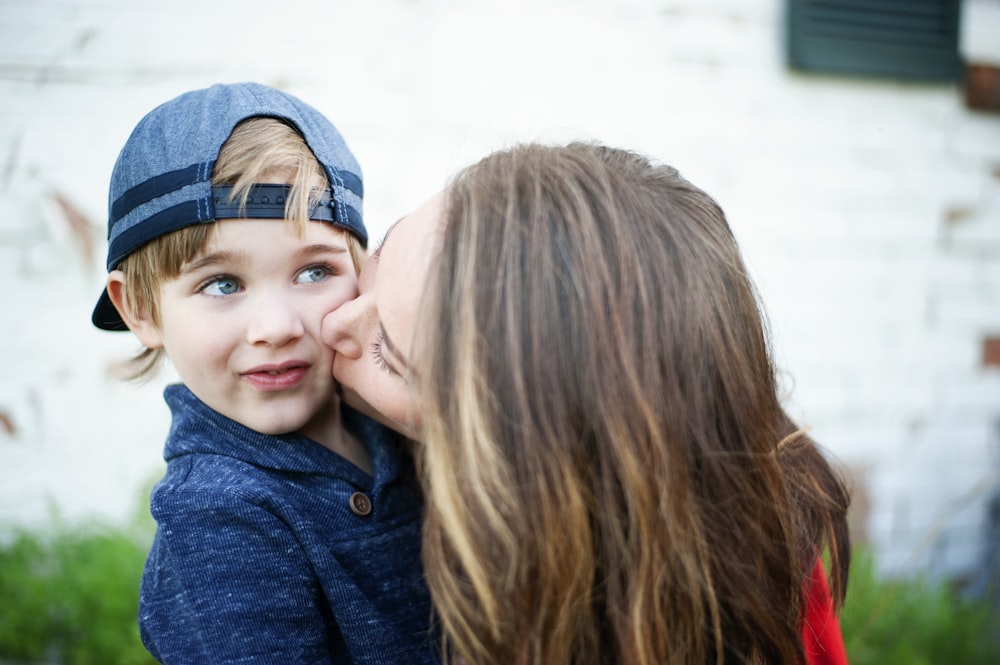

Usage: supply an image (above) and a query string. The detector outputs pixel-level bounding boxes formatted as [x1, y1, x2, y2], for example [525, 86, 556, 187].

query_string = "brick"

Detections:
[964, 63, 1000, 113]
[983, 337, 1000, 366]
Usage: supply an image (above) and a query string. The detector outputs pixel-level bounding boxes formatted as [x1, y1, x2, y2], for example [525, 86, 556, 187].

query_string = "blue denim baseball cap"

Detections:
[92, 82, 366, 331]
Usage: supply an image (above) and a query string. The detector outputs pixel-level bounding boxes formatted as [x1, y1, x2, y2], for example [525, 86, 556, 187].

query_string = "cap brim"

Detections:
[92, 288, 129, 331]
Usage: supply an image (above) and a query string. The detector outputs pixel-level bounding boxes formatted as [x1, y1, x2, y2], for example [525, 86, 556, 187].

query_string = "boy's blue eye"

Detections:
[296, 264, 334, 284]
[202, 276, 240, 296]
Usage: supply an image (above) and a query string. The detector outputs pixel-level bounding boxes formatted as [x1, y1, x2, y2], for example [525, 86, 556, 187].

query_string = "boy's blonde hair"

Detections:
[116, 117, 366, 380]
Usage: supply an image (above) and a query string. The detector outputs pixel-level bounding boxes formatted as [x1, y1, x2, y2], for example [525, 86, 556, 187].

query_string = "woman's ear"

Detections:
[106, 270, 164, 349]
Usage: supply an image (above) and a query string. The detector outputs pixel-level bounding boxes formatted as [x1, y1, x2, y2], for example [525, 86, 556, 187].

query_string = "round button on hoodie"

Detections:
[349, 491, 372, 516]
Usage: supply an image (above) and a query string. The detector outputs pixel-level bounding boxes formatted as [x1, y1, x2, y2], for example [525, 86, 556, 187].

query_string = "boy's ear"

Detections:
[106, 270, 164, 349]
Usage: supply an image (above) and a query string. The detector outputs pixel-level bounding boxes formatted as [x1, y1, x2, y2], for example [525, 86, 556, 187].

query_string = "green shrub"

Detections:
[0, 519, 156, 665]
[4, 519, 999, 665]
[842, 548, 1000, 665]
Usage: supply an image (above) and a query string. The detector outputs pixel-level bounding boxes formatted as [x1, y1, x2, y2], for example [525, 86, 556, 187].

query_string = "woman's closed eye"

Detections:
[370, 328, 399, 377]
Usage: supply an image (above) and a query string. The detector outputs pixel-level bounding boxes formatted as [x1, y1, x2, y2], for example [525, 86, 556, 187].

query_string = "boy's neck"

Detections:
[300, 395, 373, 475]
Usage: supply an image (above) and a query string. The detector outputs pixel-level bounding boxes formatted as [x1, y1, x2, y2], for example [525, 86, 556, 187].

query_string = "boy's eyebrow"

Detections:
[183, 251, 242, 273]
[300, 243, 349, 255]
[184, 243, 348, 273]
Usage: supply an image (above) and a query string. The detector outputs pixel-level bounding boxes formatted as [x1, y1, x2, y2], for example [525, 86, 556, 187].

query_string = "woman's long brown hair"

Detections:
[416, 143, 850, 665]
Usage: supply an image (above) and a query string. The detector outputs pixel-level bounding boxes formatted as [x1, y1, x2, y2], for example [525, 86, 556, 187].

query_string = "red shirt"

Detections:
[802, 559, 849, 665]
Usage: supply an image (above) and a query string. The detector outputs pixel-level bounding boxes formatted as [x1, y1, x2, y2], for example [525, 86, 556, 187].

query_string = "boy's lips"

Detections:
[241, 361, 311, 391]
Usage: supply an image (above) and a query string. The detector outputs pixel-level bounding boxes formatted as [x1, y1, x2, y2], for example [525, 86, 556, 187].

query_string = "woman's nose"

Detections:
[322, 294, 372, 359]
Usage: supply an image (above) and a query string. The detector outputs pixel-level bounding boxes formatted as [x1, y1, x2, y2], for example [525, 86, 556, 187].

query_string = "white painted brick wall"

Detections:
[1, 0, 998, 582]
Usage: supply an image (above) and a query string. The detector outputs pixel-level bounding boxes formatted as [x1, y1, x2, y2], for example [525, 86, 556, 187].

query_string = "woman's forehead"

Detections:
[380, 191, 446, 259]
[374, 191, 447, 353]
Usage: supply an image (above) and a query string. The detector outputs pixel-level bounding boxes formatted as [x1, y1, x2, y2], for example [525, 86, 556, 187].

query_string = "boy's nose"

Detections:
[247, 292, 305, 346]
[322, 295, 371, 359]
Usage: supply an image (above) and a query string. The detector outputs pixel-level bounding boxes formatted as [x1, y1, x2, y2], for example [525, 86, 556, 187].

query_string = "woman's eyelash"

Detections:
[370, 330, 395, 375]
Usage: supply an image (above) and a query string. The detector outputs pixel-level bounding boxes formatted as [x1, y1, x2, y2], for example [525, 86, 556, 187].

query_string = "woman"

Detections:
[324, 142, 851, 665]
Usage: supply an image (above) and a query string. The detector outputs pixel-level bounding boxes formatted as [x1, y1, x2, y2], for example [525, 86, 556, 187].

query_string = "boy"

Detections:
[93, 83, 436, 664]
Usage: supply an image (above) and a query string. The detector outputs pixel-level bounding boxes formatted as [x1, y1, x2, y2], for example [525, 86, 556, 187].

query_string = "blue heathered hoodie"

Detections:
[138, 384, 439, 664]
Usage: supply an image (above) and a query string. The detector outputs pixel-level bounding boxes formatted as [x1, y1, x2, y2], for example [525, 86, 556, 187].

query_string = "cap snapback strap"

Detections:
[212, 183, 336, 222]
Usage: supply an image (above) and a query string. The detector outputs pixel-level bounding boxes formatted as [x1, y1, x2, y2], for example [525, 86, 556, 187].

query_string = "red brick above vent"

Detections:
[983, 337, 1000, 367]
[964, 63, 1000, 113]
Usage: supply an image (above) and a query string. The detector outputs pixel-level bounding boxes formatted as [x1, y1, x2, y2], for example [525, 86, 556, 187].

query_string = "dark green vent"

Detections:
[786, 0, 962, 81]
